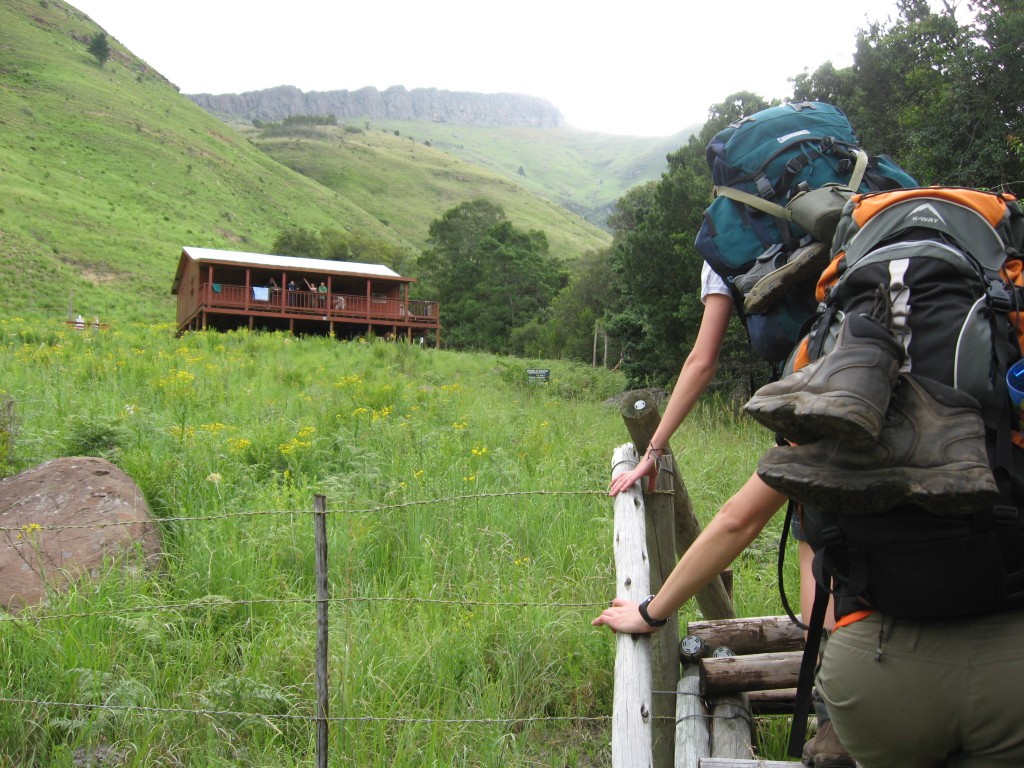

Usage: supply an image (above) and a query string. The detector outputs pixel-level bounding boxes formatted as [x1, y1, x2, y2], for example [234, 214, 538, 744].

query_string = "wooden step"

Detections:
[699, 758, 802, 767]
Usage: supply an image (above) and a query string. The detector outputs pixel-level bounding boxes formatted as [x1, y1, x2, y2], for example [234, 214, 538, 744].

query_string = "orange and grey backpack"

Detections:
[793, 186, 1024, 615]
[782, 187, 1024, 758]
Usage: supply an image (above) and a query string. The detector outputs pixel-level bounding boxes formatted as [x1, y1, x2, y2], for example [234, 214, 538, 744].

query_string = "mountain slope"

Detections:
[193, 87, 698, 228]
[0, 0, 611, 323]
[250, 125, 613, 256]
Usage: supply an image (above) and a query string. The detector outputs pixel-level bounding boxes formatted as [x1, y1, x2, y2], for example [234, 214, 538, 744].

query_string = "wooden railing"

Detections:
[200, 283, 439, 326]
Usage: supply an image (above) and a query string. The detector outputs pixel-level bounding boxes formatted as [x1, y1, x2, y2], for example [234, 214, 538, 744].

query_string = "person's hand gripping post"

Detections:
[608, 444, 665, 496]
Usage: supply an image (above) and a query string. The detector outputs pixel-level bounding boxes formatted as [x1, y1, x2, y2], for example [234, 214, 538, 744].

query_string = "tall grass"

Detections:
[0, 319, 793, 766]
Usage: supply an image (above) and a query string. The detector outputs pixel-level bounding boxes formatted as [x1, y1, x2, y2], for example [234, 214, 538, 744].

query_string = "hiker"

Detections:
[603, 102, 922, 767]
[741, 187, 1024, 767]
[605, 260, 853, 767]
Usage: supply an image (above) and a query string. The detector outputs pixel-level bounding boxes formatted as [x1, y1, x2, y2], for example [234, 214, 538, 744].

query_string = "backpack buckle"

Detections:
[755, 175, 775, 200]
[987, 280, 1013, 312]
[820, 524, 844, 546]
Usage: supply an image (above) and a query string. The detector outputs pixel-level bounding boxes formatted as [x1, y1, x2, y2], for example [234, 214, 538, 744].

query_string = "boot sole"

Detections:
[743, 242, 829, 314]
[744, 390, 882, 449]
[757, 459, 999, 515]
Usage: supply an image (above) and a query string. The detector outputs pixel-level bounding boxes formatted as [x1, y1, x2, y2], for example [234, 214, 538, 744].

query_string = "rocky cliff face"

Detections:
[188, 85, 564, 128]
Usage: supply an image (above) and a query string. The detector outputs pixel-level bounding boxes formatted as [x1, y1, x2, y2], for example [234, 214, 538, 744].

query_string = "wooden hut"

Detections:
[171, 247, 440, 344]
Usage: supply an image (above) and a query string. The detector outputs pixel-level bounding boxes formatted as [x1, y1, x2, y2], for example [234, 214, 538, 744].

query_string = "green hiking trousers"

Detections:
[818, 607, 1024, 767]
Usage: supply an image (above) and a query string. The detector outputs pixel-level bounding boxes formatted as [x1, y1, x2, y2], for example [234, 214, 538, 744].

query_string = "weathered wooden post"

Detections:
[710, 692, 754, 760]
[675, 662, 710, 768]
[313, 494, 329, 768]
[616, 389, 735, 620]
[646, 452, 680, 767]
[610, 443, 655, 767]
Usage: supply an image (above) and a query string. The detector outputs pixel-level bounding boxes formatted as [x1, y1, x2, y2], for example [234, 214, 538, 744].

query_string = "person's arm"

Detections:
[592, 473, 786, 634]
[609, 293, 733, 496]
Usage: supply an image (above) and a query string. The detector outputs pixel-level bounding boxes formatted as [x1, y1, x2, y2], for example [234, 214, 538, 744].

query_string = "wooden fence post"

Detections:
[676, 663, 710, 768]
[616, 389, 735, 620]
[313, 494, 329, 768]
[647, 453, 680, 768]
[610, 443, 655, 767]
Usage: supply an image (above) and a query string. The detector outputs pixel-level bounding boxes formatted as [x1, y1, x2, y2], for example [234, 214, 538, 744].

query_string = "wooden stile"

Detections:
[700, 651, 802, 696]
[699, 759, 801, 767]
[616, 390, 735, 620]
[686, 616, 804, 655]
[747, 688, 797, 715]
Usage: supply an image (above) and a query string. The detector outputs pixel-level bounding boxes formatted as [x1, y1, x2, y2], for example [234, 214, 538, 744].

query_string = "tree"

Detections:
[518, 248, 624, 362]
[88, 33, 111, 68]
[793, 1, 1024, 194]
[602, 93, 769, 388]
[419, 201, 566, 352]
[272, 227, 323, 259]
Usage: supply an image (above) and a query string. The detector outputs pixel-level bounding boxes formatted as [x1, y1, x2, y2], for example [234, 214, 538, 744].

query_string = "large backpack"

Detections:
[781, 187, 1024, 757]
[796, 187, 1024, 414]
[695, 101, 916, 364]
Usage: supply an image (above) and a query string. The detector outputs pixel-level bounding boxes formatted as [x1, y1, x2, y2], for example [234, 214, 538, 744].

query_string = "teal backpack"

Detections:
[695, 101, 916, 364]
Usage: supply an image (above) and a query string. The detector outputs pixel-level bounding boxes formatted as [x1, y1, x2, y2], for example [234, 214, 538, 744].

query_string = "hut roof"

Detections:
[172, 246, 410, 294]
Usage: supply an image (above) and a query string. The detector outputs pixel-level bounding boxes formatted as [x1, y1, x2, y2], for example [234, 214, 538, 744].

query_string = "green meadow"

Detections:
[0, 319, 795, 766]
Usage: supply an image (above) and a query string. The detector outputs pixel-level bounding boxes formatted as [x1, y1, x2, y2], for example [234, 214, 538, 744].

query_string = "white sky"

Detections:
[72, 0, 909, 136]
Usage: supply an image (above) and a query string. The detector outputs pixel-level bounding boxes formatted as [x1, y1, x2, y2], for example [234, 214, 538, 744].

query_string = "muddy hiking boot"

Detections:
[744, 312, 904, 448]
[737, 241, 830, 314]
[802, 719, 856, 768]
[756, 373, 999, 515]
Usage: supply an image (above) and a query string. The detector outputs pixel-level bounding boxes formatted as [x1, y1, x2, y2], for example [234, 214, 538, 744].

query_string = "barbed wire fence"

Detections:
[0, 487, 615, 765]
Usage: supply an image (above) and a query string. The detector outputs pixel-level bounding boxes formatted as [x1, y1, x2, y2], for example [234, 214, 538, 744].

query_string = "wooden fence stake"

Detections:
[616, 389, 735, 620]
[648, 454, 680, 768]
[610, 443, 654, 768]
[675, 663, 710, 768]
[314, 494, 329, 768]
[710, 693, 754, 760]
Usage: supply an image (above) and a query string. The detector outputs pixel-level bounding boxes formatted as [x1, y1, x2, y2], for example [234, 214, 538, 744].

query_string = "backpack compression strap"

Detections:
[713, 149, 869, 221]
[713, 185, 792, 221]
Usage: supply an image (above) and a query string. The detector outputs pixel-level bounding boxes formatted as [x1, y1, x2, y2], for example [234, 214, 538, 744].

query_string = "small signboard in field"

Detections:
[526, 368, 550, 384]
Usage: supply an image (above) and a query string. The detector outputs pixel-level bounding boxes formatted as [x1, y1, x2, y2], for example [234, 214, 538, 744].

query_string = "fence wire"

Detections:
[0, 489, 608, 533]
[0, 696, 611, 726]
[0, 487, 617, 740]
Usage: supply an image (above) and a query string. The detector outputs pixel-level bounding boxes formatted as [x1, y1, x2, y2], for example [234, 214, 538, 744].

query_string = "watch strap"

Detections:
[638, 595, 668, 627]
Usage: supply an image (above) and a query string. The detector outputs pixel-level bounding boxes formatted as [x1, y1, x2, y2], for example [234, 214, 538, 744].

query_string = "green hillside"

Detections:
[250, 124, 615, 255]
[250, 118, 693, 231]
[0, 0, 612, 324]
[373, 120, 693, 226]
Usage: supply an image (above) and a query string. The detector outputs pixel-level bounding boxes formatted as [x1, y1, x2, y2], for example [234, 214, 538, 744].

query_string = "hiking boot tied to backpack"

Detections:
[743, 311, 904, 449]
[755, 372, 999, 515]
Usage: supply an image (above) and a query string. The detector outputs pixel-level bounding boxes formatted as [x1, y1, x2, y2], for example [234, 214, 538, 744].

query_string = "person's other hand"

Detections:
[608, 454, 658, 496]
[591, 597, 656, 634]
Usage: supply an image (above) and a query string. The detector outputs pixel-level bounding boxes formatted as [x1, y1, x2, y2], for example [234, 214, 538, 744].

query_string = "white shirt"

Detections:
[701, 261, 731, 304]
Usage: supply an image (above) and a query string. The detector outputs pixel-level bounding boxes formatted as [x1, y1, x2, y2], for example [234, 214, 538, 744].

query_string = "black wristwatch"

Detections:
[638, 595, 668, 627]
